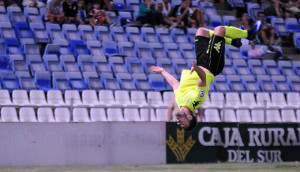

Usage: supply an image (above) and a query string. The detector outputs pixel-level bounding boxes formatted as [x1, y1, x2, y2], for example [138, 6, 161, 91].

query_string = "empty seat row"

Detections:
[0, 106, 168, 122]
[204, 109, 300, 123]
[0, 89, 174, 108]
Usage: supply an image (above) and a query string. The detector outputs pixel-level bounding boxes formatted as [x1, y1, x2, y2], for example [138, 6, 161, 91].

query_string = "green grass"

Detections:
[1, 162, 300, 172]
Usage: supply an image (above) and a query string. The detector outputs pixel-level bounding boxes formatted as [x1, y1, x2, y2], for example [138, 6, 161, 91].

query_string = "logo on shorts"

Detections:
[199, 90, 205, 98]
[195, 39, 199, 42]
[214, 41, 222, 53]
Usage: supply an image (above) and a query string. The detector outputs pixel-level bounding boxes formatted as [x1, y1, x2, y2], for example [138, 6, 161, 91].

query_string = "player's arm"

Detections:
[190, 61, 206, 87]
[151, 66, 179, 90]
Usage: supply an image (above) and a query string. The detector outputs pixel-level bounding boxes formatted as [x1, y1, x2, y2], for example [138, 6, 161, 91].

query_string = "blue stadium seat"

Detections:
[179, 43, 195, 59]
[60, 55, 79, 72]
[21, 38, 40, 55]
[10, 54, 28, 71]
[287, 75, 300, 92]
[203, 6, 217, 16]
[271, 75, 290, 93]
[0, 39, 4, 55]
[109, 56, 128, 73]
[234, 59, 251, 75]
[172, 58, 188, 75]
[293, 32, 300, 50]
[101, 72, 120, 90]
[156, 28, 174, 43]
[44, 44, 60, 56]
[110, 26, 128, 42]
[13, 22, 34, 38]
[125, 57, 144, 73]
[114, 0, 126, 11]
[83, 72, 103, 90]
[118, 42, 136, 57]
[132, 73, 151, 91]
[170, 28, 189, 43]
[69, 40, 89, 56]
[0, 70, 19, 91]
[148, 73, 166, 91]
[187, 28, 197, 43]
[292, 61, 300, 75]
[271, 17, 289, 36]
[157, 58, 176, 74]
[39, 7, 47, 22]
[26, 55, 46, 75]
[126, 0, 140, 12]
[34, 71, 51, 91]
[0, 22, 16, 38]
[78, 55, 96, 72]
[94, 56, 112, 73]
[263, 60, 281, 75]
[103, 41, 119, 57]
[107, 11, 118, 24]
[285, 18, 300, 33]
[86, 40, 103, 56]
[199, 1, 214, 9]
[46, 23, 65, 41]
[43, 54, 62, 72]
[24, 7, 42, 23]
[214, 75, 231, 92]
[209, 15, 222, 29]
[15, 71, 35, 90]
[257, 75, 276, 92]
[239, 45, 252, 59]
[149, 42, 167, 59]
[52, 72, 70, 91]
[67, 72, 86, 91]
[247, 3, 261, 20]
[141, 27, 158, 43]
[62, 24, 81, 40]
[278, 61, 295, 76]
[119, 11, 139, 26]
[7, 6, 25, 22]
[242, 75, 260, 93]
[171, 0, 181, 7]
[29, 22, 50, 43]
[0, 6, 9, 22]
[141, 57, 156, 73]
[164, 43, 182, 59]
[248, 59, 266, 75]
[54, 38, 72, 55]
[4, 38, 22, 55]
[78, 25, 96, 41]
[223, 59, 236, 75]
[116, 73, 136, 90]
[227, 75, 245, 93]
[225, 44, 241, 59]
[135, 42, 153, 58]
[126, 27, 143, 42]
[228, 0, 245, 8]
[94, 26, 113, 41]
[0, 55, 10, 70]
[222, 15, 238, 26]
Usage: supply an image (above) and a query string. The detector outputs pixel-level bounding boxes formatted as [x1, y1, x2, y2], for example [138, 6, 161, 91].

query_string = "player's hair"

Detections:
[184, 115, 197, 132]
[257, 11, 265, 17]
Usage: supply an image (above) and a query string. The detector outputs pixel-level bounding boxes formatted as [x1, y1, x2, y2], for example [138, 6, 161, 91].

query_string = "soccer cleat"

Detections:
[247, 20, 263, 40]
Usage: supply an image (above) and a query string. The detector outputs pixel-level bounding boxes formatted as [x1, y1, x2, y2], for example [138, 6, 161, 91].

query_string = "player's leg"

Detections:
[222, 20, 263, 40]
[208, 30, 242, 48]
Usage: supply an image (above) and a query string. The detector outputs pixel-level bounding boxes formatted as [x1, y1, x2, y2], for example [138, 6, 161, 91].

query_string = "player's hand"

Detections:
[190, 61, 196, 75]
[151, 66, 165, 74]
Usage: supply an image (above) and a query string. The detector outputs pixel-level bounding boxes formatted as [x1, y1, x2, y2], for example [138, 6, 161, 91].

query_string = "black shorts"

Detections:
[195, 35, 225, 76]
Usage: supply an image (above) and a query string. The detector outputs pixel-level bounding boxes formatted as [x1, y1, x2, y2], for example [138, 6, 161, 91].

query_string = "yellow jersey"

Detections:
[174, 70, 215, 112]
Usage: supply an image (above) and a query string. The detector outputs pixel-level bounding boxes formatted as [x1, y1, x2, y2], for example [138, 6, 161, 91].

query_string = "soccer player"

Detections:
[151, 21, 263, 131]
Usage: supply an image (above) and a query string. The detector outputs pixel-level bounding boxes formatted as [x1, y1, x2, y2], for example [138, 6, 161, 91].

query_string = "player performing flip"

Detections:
[151, 21, 263, 131]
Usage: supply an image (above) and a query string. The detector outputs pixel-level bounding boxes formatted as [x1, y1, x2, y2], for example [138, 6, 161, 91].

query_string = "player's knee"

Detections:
[213, 26, 225, 37]
[196, 27, 210, 38]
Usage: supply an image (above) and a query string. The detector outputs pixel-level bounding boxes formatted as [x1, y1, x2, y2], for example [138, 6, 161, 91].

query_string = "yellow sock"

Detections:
[225, 26, 248, 39]
[209, 29, 232, 45]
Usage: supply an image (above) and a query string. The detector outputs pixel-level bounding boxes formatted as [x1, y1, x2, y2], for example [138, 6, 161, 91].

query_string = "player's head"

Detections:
[175, 112, 197, 131]
[257, 12, 265, 21]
